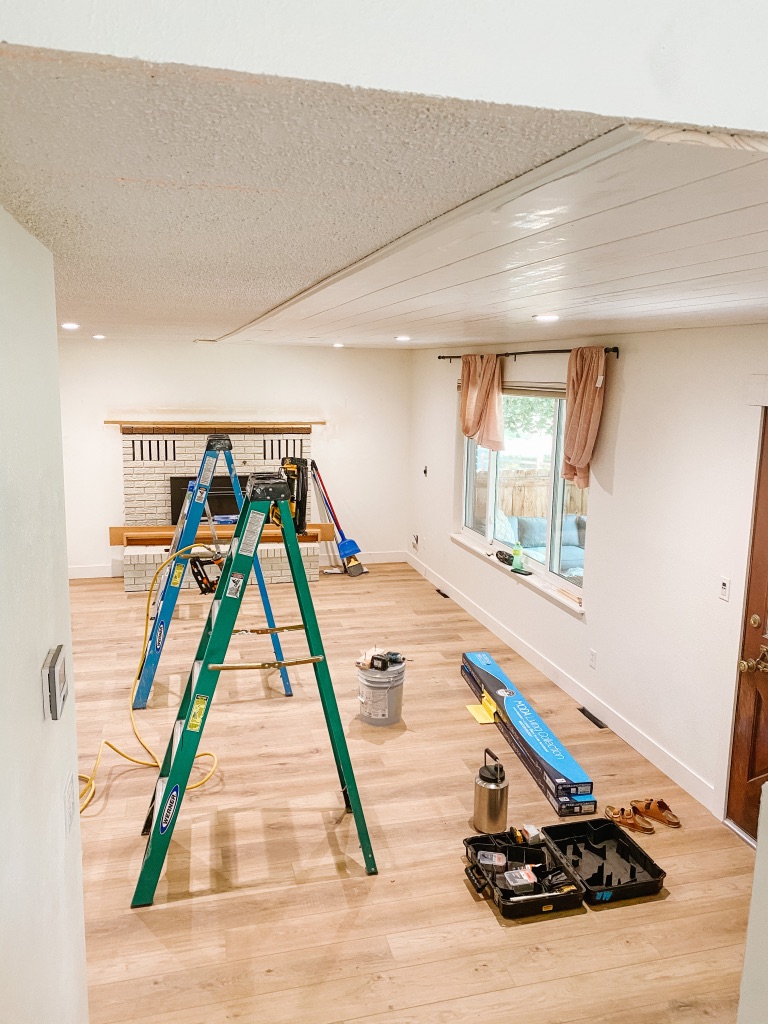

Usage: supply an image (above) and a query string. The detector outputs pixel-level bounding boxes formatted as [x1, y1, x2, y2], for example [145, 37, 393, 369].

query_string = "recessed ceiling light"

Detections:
[61, 322, 80, 330]
[93, 334, 105, 340]
[333, 343, 344, 348]
[395, 335, 411, 342]
[532, 314, 559, 323]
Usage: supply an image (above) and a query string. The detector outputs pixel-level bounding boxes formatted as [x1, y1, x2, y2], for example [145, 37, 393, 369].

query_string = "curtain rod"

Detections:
[437, 346, 619, 363]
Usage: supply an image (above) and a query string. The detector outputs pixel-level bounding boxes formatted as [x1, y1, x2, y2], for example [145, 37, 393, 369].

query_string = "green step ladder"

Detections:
[131, 470, 377, 907]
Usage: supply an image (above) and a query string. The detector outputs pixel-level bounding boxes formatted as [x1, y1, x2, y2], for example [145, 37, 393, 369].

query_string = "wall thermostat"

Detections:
[42, 645, 68, 720]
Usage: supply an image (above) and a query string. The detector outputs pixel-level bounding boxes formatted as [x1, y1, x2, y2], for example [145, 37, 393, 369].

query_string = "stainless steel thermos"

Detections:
[473, 748, 509, 833]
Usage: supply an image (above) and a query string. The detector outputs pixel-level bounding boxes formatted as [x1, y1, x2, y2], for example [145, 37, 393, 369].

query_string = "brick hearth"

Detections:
[123, 542, 320, 593]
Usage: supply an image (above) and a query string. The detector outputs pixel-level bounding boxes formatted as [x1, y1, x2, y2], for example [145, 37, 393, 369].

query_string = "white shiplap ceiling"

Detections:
[224, 127, 768, 348]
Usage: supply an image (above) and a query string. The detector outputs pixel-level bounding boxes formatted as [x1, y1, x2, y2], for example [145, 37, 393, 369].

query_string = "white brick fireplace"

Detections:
[118, 423, 319, 591]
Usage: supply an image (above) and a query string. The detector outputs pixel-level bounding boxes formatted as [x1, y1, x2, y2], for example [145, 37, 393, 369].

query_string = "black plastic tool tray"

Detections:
[464, 830, 586, 919]
[542, 819, 666, 904]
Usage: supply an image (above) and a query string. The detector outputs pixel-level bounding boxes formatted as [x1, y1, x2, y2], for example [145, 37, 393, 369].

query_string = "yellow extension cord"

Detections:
[78, 544, 219, 813]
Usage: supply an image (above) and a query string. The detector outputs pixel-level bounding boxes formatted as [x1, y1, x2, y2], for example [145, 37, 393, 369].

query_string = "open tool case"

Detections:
[464, 820, 666, 918]
[464, 830, 586, 919]
[541, 819, 666, 904]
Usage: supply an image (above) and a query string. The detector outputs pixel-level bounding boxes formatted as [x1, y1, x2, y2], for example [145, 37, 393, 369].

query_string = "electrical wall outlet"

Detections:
[588, 649, 597, 669]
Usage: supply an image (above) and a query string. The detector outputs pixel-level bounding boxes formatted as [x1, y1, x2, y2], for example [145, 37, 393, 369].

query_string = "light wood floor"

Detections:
[72, 564, 754, 1024]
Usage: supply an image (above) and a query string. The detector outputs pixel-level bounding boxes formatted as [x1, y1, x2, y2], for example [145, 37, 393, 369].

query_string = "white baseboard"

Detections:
[320, 549, 408, 566]
[359, 550, 408, 564]
[71, 553, 407, 578]
[68, 564, 113, 579]
[406, 552, 717, 814]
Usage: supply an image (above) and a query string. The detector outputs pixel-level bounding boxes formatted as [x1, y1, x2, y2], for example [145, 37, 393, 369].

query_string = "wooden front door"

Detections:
[727, 411, 768, 838]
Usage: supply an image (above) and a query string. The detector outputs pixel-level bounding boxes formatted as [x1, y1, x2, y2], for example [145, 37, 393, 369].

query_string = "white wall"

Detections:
[738, 783, 768, 1023]
[3, 1, 768, 131]
[0, 209, 88, 1022]
[58, 338, 412, 576]
[408, 326, 768, 816]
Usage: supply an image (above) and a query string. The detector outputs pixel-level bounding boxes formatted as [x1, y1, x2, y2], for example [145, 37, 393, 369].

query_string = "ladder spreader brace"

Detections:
[132, 434, 293, 709]
[131, 471, 377, 907]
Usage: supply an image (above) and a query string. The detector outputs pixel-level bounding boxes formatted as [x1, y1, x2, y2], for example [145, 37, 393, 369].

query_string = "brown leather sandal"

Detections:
[605, 805, 655, 834]
[630, 798, 681, 828]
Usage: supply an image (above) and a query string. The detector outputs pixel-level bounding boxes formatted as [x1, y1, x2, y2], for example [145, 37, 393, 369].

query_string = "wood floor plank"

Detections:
[71, 566, 753, 1024]
[336, 947, 746, 1024]
[88, 934, 397, 1023]
[572, 993, 740, 1024]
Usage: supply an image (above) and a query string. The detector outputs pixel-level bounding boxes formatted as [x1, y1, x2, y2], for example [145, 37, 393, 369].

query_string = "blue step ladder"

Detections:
[132, 434, 293, 708]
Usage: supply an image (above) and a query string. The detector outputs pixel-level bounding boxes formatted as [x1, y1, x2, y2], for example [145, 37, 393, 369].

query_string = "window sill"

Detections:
[450, 533, 585, 617]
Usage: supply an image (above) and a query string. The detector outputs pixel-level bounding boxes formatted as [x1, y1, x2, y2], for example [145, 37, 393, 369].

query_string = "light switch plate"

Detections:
[719, 577, 731, 602]
[41, 645, 68, 720]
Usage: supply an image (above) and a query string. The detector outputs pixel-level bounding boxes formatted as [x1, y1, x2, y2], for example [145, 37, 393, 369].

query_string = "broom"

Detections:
[310, 461, 366, 577]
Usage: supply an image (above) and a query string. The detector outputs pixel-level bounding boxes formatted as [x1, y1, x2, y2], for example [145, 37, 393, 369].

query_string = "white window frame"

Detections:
[461, 393, 585, 598]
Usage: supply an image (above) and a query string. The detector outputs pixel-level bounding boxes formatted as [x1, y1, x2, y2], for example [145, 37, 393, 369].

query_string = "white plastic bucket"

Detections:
[357, 664, 405, 726]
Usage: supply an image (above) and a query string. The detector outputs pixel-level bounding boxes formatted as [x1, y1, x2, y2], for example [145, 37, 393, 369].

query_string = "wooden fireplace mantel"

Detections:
[110, 523, 335, 546]
[105, 420, 323, 435]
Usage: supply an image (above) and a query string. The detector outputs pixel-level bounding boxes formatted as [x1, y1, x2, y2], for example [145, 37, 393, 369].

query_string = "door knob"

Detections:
[740, 647, 768, 673]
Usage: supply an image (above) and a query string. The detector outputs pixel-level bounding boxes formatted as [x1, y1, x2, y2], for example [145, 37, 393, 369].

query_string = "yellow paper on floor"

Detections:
[466, 703, 494, 724]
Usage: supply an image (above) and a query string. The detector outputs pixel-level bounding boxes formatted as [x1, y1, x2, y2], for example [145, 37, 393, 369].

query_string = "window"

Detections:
[463, 393, 588, 590]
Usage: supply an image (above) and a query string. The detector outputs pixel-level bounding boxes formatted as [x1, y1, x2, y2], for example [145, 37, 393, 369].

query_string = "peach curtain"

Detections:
[562, 346, 606, 489]
[460, 354, 504, 451]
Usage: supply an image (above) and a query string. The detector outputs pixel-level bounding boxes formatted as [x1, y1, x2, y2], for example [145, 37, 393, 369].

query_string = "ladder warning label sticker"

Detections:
[171, 564, 184, 588]
[187, 694, 208, 732]
[226, 572, 245, 599]
[200, 455, 216, 487]
[195, 486, 207, 504]
[239, 511, 265, 558]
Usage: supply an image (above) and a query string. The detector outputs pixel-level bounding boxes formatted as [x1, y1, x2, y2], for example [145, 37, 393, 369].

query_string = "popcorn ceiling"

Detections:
[0, 44, 622, 345]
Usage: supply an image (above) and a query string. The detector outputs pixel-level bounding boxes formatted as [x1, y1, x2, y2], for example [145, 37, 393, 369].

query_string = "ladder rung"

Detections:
[232, 624, 305, 636]
[209, 656, 324, 671]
